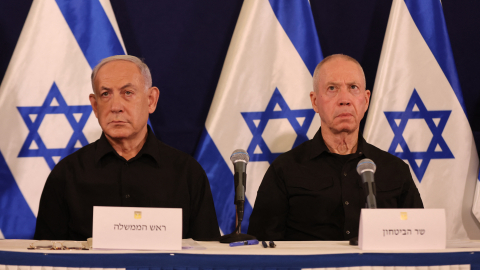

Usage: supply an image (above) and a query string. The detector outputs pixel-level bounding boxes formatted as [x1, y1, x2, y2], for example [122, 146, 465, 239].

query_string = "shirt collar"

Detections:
[94, 125, 161, 166]
[308, 127, 368, 160]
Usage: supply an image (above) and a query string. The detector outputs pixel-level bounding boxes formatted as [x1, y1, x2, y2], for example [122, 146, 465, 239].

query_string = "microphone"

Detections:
[230, 149, 249, 223]
[356, 158, 377, 209]
[219, 149, 256, 243]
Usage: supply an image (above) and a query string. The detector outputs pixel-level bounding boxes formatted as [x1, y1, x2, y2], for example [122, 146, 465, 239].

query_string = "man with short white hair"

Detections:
[248, 54, 423, 241]
[34, 55, 220, 240]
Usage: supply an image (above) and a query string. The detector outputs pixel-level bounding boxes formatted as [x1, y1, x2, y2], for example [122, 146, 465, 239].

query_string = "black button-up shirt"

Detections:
[34, 127, 220, 240]
[248, 128, 423, 241]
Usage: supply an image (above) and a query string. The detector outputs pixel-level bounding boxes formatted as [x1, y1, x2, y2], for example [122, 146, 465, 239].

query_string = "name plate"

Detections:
[92, 206, 182, 250]
[358, 209, 446, 250]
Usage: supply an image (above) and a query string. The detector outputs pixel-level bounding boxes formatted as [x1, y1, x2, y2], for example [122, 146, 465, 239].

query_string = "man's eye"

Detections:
[328, 86, 335, 91]
[125, 91, 132, 96]
[101, 92, 108, 97]
[351, 85, 359, 89]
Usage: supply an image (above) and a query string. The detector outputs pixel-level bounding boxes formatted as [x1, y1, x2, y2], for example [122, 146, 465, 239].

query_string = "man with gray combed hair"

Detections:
[91, 55, 153, 91]
[35, 55, 220, 241]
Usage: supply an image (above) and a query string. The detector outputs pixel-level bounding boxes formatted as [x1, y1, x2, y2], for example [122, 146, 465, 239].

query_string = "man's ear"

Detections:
[148, 87, 160, 114]
[89, 93, 99, 119]
[310, 91, 319, 113]
[365, 89, 371, 111]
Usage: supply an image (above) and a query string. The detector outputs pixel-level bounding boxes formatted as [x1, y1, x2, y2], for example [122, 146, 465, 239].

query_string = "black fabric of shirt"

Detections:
[34, 127, 220, 241]
[248, 128, 423, 241]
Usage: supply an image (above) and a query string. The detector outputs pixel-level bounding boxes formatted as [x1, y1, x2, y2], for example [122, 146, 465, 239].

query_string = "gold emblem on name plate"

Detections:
[400, 212, 408, 220]
[134, 211, 142, 219]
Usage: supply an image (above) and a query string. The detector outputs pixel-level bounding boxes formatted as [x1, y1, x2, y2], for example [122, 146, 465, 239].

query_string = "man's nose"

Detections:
[110, 93, 124, 112]
[337, 86, 351, 106]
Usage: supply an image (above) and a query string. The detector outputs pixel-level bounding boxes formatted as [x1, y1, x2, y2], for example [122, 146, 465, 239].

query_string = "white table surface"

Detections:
[1, 239, 480, 255]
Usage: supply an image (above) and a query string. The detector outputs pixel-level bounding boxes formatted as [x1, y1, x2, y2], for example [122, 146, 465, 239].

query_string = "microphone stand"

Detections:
[221, 150, 256, 243]
[219, 202, 256, 243]
[349, 196, 375, 246]
[350, 161, 377, 246]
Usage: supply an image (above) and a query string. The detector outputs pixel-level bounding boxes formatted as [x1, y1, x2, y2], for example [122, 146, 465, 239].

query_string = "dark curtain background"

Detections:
[1, 0, 479, 157]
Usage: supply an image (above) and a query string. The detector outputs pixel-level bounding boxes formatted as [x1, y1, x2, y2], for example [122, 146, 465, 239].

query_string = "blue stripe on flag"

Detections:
[404, 0, 466, 115]
[55, 0, 125, 69]
[0, 150, 36, 239]
[147, 118, 155, 135]
[194, 129, 253, 234]
[268, 0, 323, 75]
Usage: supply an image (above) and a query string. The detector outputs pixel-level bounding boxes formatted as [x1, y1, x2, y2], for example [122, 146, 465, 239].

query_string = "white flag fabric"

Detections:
[194, 0, 323, 234]
[473, 171, 480, 223]
[364, 0, 480, 240]
[0, 0, 125, 239]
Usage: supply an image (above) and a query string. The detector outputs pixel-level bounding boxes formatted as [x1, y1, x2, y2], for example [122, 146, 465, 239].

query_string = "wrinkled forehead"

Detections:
[319, 58, 365, 86]
[96, 60, 142, 77]
[94, 61, 144, 90]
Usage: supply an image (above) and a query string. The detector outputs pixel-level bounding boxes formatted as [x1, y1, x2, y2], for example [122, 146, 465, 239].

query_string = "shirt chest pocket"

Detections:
[376, 179, 402, 192]
[375, 179, 403, 207]
[286, 176, 341, 209]
[286, 176, 334, 195]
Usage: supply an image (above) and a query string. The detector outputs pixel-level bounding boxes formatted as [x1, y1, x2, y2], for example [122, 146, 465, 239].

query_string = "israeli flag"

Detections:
[364, 0, 480, 240]
[195, 0, 323, 234]
[0, 0, 125, 239]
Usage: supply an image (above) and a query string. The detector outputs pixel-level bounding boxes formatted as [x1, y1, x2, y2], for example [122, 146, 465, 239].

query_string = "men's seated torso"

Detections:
[247, 128, 423, 241]
[34, 55, 219, 241]
[34, 126, 219, 240]
[248, 54, 423, 241]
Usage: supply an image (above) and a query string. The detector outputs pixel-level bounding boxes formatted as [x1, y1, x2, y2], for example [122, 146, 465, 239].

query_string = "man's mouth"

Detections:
[337, 113, 353, 118]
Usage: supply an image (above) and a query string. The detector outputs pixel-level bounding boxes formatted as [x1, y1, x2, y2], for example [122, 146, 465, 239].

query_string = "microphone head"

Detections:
[356, 158, 376, 175]
[230, 149, 249, 164]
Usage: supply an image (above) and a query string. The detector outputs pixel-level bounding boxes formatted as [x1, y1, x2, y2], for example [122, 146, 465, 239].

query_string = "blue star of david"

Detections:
[17, 82, 92, 170]
[384, 89, 453, 182]
[241, 88, 315, 164]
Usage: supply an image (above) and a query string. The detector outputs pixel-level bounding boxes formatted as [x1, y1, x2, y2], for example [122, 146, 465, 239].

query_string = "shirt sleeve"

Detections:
[34, 167, 69, 240]
[247, 163, 289, 241]
[186, 160, 221, 240]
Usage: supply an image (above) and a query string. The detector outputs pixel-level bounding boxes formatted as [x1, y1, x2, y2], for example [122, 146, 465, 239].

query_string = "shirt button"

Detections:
[359, 152, 363, 155]
[125, 194, 130, 198]
[346, 230, 350, 234]
[345, 201, 349, 205]
[125, 163, 129, 166]
[343, 172, 347, 176]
